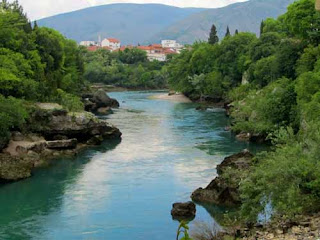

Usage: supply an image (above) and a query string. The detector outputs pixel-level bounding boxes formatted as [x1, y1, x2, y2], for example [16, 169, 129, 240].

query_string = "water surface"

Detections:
[0, 91, 264, 239]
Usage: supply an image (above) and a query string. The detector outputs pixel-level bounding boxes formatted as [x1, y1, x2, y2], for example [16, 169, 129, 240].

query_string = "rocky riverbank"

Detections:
[190, 150, 320, 240]
[191, 150, 253, 206]
[0, 90, 121, 183]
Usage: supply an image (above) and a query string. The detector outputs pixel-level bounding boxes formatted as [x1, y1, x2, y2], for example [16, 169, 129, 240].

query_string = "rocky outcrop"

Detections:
[47, 139, 77, 149]
[29, 106, 121, 141]
[82, 89, 119, 114]
[191, 150, 253, 206]
[0, 154, 34, 182]
[0, 103, 121, 183]
[171, 201, 196, 221]
[236, 132, 266, 143]
[219, 213, 320, 240]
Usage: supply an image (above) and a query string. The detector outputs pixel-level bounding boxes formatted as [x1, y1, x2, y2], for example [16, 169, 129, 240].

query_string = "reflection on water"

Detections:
[0, 91, 264, 240]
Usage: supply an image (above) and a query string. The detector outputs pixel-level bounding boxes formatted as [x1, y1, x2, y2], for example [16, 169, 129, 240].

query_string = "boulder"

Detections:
[191, 150, 254, 206]
[236, 132, 251, 141]
[217, 149, 253, 175]
[47, 139, 77, 149]
[0, 154, 34, 182]
[82, 89, 119, 112]
[171, 201, 196, 221]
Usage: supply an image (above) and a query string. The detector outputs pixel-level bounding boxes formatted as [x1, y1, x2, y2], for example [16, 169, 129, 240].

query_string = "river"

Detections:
[0, 91, 264, 240]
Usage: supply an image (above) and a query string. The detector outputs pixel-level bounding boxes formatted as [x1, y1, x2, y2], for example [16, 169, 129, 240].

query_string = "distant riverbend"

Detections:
[0, 91, 265, 239]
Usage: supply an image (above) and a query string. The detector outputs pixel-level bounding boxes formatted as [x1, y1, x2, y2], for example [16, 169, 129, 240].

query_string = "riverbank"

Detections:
[0, 90, 122, 183]
[149, 92, 192, 103]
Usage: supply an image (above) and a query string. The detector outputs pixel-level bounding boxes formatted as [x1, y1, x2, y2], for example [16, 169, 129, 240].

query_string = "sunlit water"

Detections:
[0, 91, 265, 240]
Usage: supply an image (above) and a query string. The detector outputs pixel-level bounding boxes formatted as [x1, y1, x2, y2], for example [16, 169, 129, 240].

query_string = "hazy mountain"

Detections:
[37, 4, 205, 45]
[149, 0, 296, 44]
[37, 0, 295, 45]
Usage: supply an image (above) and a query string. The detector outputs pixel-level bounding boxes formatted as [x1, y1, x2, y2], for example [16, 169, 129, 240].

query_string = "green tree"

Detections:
[225, 26, 231, 37]
[208, 24, 219, 44]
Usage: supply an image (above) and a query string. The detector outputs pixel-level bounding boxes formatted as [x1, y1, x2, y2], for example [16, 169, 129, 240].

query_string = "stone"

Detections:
[191, 150, 253, 206]
[92, 89, 120, 109]
[29, 109, 121, 142]
[87, 135, 103, 145]
[217, 149, 253, 175]
[11, 132, 24, 141]
[47, 139, 77, 149]
[97, 107, 113, 115]
[171, 201, 196, 221]
[0, 154, 34, 182]
[236, 132, 251, 141]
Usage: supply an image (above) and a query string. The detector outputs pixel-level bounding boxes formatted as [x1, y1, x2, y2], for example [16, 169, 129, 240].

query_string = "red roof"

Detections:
[151, 44, 162, 48]
[107, 38, 120, 43]
[137, 46, 152, 51]
[164, 49, 177, 54]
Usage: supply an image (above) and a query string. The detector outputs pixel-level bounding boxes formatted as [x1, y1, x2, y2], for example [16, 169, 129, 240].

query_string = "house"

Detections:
[161, 40, 184, 53]
[79, 41, 97, 47]
[136, 44, 178, 62]
[101, 38, 121, 50]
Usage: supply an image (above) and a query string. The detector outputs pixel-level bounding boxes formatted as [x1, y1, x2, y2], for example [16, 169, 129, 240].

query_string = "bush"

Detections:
[55, 89, 84, 112]
[0, 95, 28, 148]
[240, 124, 320, 222]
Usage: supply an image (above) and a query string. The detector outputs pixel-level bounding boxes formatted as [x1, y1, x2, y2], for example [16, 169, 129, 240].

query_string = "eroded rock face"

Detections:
[29, 109, 121, 141]
[171, 201, 196, 221]
[47, 139, 77, 149]
[191, 150, 254, 206]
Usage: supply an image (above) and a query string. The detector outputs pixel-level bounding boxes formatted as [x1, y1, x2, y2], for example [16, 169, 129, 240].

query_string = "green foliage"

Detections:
[0, 0, 86, 115]
[55, 89, 84, 112]
[283, 0, 320, 44]
[0, 95, 28, 146]
[82, 48, 167, 89]
[231, 78, 297, 135]
[208, 24, 219, 45]
[176, 221, 193, 240]
[240, 124, 320, 221]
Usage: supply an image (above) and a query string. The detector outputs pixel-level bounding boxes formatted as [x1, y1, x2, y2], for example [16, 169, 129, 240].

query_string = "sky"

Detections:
[11, 0, 247, 20]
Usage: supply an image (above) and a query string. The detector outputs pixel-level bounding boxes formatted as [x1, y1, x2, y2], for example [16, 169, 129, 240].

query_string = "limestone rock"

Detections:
[191, 150, 253, 206]
[0, 154, 34, 182]
[171, 201, 196, 221]
[47, 139, 77, 149]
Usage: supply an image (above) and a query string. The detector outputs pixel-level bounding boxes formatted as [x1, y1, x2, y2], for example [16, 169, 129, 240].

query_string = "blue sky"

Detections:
[12, 0, 246, 20]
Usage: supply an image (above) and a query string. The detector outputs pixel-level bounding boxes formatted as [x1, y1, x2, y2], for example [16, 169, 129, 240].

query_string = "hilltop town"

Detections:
[79, 38, 184, 61]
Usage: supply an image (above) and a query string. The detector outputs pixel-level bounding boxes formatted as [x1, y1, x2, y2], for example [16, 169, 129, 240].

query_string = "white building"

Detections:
[101, 38, 121, 50]
[161, 40, 184, 50]
[79, 41, 97, 47]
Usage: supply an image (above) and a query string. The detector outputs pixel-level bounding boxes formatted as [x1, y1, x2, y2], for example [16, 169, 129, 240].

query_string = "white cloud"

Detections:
[13, 0, 247, 20]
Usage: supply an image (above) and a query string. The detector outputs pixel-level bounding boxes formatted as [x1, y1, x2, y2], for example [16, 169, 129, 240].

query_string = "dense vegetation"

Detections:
[82, 48, 168, 89]
[0, 0, 85, 147]
[167, 0, 320, 223]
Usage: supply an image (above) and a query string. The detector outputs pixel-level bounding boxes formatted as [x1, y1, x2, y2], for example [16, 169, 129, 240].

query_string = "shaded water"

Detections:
[0, 91, 265, 239]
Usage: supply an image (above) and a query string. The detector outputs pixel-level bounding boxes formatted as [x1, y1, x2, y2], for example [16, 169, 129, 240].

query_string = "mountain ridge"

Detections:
[37, 0, 296, 45]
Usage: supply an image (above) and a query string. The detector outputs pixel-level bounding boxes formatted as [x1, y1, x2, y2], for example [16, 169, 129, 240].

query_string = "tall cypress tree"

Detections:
[235, 29, 239, 35]
[208, 24, 219, 44]
[225, 26, 231, 37]
[260, 20, 265, 36]
[33, 20, 38, 30]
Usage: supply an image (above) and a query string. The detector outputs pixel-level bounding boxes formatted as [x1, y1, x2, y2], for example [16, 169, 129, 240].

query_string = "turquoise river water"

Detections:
[0, 91, 265, 240]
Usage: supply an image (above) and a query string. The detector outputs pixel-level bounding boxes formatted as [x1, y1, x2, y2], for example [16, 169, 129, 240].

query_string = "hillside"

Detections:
[37, 4, 205, 45]
[149, 0, 296, 44]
